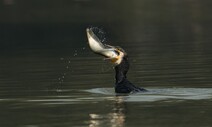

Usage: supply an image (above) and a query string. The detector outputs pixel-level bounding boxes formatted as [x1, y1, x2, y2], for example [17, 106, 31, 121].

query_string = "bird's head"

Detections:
[106, 46, 127, 65]
[86, 27, 126, 65]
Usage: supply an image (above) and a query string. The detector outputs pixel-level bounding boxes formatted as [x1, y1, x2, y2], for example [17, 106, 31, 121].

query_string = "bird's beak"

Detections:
[86, 28, 122, 64]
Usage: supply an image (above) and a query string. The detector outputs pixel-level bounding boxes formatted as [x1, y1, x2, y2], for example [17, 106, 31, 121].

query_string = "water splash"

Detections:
[73, 50, 78, 56]
[56, 46, 87, 87]
[89, 27, 107, 43]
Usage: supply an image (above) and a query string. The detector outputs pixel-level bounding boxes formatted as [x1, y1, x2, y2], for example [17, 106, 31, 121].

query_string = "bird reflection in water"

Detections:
[89, 96, 126, 127]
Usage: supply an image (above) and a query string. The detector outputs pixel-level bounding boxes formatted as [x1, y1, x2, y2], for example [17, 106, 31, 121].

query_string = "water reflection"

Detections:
[89, 96, 126, 127]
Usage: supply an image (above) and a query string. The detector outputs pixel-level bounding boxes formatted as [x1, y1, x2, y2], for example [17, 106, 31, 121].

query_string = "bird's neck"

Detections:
[115, 56, 129, 84]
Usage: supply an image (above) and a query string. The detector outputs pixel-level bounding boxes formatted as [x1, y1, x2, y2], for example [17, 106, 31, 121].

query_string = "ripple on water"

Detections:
[1, 88, 212, 107]
[84, 87, 212, 102]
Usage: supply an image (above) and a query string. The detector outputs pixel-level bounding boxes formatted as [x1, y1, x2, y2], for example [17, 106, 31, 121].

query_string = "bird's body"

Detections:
[114, 56, 146, 93]
[86, 27, 146, 94]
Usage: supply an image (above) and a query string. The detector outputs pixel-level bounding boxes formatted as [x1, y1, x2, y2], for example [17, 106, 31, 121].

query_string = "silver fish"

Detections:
[86, 28, 118, 59]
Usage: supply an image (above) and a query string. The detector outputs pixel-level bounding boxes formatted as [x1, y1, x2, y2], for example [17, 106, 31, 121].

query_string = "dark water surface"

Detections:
[1, 0, 212, 127]
[0, 44, 212, 127]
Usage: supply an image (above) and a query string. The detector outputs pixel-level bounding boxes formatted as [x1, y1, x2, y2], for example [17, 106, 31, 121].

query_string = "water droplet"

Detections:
[56, 89, 62, 92]
[73, 53, 77, 56]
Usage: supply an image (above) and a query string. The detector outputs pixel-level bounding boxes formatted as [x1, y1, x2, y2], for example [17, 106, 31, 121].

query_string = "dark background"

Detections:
[1, 0, 212, 49]
[0, 0, 212, 87]
[0, 1, 212, 127]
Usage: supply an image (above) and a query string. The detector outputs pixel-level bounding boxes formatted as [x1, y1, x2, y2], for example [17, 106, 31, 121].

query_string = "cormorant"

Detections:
[86, 27, 147, 94]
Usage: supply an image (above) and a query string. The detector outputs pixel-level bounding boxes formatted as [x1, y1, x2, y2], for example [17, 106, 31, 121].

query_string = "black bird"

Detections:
[86, 28, 146, 94]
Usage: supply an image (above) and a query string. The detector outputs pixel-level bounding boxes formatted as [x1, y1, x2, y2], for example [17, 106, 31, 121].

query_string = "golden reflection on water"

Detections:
[89, 96, 126, 127]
